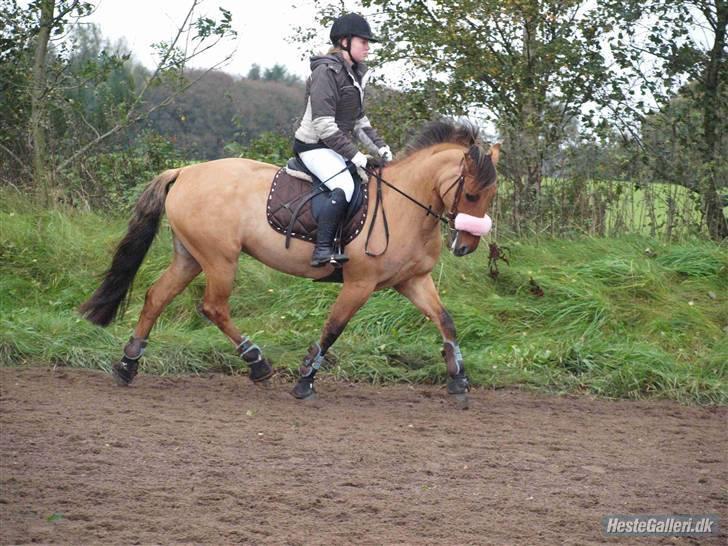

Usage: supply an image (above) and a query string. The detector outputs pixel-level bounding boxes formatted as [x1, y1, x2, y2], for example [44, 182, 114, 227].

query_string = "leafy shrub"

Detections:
[224, 131, 291, 165]
[63, 131, 183, 210]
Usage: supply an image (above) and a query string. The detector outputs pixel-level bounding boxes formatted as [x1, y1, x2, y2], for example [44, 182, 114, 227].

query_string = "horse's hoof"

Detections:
[297, 390, 318, 401]
[447, 373, 470, 394]
[248, 359, 274, 383]
[447, 373, 470, 409]
[291, 379, 316, 400]
[111, 359, 138, 386]
[450, 392, 470, 410]
[111, 370, 130, 387]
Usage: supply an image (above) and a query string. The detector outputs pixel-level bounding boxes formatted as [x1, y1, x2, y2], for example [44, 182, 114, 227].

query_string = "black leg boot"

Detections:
[311, 188, 349, 267]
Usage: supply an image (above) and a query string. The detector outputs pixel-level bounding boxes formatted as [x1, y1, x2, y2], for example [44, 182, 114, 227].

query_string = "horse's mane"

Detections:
[399, 118, 496, 189]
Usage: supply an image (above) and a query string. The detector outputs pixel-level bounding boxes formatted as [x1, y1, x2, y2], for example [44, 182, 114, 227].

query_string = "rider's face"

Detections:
[345, 36, 370, 63]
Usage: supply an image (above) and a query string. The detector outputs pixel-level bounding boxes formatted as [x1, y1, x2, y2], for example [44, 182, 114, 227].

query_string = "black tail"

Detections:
[79, 168, 181, 326]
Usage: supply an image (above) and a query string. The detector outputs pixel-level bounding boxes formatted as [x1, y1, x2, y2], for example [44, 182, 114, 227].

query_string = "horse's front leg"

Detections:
[395, 273, 471, 409]
[292, 281, 375, 400]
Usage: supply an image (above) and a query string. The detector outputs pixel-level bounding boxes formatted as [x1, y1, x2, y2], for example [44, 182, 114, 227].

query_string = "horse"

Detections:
[80, 118, 499, 407]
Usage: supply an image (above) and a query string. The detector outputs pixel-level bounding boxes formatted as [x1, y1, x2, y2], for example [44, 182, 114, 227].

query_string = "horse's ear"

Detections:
[489, 143, 501, 166]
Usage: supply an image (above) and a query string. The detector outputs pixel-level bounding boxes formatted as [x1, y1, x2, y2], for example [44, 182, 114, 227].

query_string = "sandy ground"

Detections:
[1, 366, 726, 545]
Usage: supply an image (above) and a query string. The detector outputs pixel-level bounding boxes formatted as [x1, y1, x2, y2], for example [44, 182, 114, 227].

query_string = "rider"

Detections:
[294, 13, 393, 267]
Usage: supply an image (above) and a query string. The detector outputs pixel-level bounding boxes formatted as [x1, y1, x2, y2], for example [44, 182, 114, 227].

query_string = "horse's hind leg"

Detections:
[292, 281, 375, 399]
[114, 238, 201, 386]
[197, 259, 274, 383]
[395, 273, 470, 409]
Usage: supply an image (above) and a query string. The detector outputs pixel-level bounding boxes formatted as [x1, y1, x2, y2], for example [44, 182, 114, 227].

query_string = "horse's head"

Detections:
[444, 142, 499, 257]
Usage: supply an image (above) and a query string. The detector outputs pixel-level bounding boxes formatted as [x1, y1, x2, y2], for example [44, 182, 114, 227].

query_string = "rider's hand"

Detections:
[351, 151, 368, 170]
[378, 145, 393, 163]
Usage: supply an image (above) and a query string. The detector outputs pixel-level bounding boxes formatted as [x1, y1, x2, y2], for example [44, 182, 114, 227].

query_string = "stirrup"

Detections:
[311, 252, 348, 268]
[329, 253, 349, 267]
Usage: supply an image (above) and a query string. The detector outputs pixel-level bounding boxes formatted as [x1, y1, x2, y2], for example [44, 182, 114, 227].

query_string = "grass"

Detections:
[1, 189, 726, 404]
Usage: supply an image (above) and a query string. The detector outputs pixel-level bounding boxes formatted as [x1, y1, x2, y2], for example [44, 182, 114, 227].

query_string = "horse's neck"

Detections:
[385, 147, 462, 216]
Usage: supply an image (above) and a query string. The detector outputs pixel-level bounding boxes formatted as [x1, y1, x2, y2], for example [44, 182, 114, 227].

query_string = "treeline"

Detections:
[0, 1, 304, 208]
[1, 0, 726, 240]
[144, 70, 303, 160]
[295, 0, 728, 240]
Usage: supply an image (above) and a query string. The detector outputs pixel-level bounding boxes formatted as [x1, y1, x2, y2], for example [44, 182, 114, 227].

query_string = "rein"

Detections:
[363, 164, 465, 257]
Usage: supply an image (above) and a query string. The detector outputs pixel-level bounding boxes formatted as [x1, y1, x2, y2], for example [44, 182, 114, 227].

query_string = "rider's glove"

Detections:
[378, 145, 393, 163]
[351, 151, 368, 169]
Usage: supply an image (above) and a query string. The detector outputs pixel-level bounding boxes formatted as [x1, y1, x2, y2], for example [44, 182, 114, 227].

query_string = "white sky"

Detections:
[83, 0, 335, 79]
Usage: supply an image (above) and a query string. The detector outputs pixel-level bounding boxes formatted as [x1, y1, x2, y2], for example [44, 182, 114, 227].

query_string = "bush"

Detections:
[224, 131, 291, 165]
[61, 131, 184, 210]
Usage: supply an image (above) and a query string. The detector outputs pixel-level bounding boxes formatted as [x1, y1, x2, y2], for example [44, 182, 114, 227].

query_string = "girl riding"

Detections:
[293, 13, 392, 267]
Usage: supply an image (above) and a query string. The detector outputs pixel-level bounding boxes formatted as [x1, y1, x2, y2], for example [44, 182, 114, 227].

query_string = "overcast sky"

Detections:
[84, 0, 337, 79]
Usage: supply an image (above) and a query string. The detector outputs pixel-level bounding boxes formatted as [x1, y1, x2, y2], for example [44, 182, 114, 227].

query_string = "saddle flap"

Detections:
[266, 168, 369, 248]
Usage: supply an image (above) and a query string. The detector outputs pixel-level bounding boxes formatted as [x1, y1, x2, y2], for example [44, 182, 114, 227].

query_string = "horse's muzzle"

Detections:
[453, 244, 471, 257]
[449, 213, 492, 256]
[450, 231, 474, 257]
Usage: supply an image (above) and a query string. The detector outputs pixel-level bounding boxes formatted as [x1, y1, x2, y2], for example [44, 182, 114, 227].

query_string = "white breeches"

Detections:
[298, 148, 354, 202]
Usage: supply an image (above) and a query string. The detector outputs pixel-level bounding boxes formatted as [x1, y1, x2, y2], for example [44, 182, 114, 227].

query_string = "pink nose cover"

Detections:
[454, 213, 493, 237]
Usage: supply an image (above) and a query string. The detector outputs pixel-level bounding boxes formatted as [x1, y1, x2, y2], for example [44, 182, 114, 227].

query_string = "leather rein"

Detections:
[363, 162, 466, 257]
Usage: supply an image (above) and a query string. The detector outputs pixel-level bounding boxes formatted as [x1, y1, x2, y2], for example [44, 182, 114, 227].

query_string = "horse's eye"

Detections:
[465, 193, 479, 202]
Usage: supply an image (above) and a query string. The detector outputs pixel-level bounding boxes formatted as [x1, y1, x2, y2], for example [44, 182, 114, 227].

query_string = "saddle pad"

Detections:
[266, 167, 369, 246]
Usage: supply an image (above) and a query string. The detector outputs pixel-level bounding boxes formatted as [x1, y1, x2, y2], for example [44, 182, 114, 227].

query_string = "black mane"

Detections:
[401, 118, 496, 189]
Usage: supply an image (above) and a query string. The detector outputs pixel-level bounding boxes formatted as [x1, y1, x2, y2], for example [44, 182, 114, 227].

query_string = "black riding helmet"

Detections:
[330, 13, 379, 45]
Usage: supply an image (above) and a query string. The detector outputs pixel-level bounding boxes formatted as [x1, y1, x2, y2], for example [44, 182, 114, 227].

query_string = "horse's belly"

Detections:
[242, 231, 334, 280]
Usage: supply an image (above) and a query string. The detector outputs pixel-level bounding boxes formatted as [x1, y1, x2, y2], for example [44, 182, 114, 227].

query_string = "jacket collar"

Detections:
[327, 52, 368, 80]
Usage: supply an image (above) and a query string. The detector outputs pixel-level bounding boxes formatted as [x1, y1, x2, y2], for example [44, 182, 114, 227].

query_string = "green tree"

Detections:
[300, 0, 616, 233]
[25, 1, 95, 204]
[2, 0, 237, 204]
[247, 63, 261, 80]
[603, 0, 728, 240]
[262, 63, 301, 84]
[0, 0, 36, 185]
[225, 131, 291, 165]
[143, 70, 304, 159]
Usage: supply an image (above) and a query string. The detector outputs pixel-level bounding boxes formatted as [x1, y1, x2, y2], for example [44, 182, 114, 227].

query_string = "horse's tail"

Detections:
[80, 168, 182, 326]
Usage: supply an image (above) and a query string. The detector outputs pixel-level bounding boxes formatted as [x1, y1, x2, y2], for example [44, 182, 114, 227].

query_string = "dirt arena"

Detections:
[1, 366, 725, 545]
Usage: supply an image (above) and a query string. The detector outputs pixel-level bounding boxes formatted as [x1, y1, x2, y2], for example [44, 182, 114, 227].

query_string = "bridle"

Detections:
[440, 159, 468, 226]
[365, 160, 468, 226]
[363, 159, 474, 256]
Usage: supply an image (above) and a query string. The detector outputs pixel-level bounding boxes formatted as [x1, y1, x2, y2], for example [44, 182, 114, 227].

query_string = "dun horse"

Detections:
[80, 119, 499, 406]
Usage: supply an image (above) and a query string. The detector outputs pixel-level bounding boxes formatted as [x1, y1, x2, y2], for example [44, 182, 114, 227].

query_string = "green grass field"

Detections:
[1, 190, 726, 404]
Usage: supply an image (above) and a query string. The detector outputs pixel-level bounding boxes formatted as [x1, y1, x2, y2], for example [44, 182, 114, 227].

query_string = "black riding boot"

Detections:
[311, 188, 349, 267]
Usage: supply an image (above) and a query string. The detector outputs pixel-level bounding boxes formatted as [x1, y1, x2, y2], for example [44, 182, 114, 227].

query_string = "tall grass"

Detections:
[1, 189, 726, 404]
[492, 177, 717, 240]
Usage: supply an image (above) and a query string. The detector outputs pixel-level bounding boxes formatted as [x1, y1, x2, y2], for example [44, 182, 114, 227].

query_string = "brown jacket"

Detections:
[294, 53, 385, 159]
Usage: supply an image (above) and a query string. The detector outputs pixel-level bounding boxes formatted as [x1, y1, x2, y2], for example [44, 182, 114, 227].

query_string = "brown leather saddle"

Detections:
[266, 157, 369, 249]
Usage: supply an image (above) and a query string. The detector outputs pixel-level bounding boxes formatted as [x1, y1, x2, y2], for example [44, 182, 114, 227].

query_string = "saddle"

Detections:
[266, 157, 369, 249]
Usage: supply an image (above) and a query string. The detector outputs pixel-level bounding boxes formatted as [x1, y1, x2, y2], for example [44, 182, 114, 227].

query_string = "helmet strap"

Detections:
[341, 35, 358, 72]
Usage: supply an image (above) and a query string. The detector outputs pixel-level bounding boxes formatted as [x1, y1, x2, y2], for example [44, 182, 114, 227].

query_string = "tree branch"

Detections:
[50, 0, 81, 27]
[0, 142, 31, 174]
[56, 0, 213, 172]
[76, 108, 101, 139]
[56, 51, 233, 172]
[127, 0, 200, 119]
